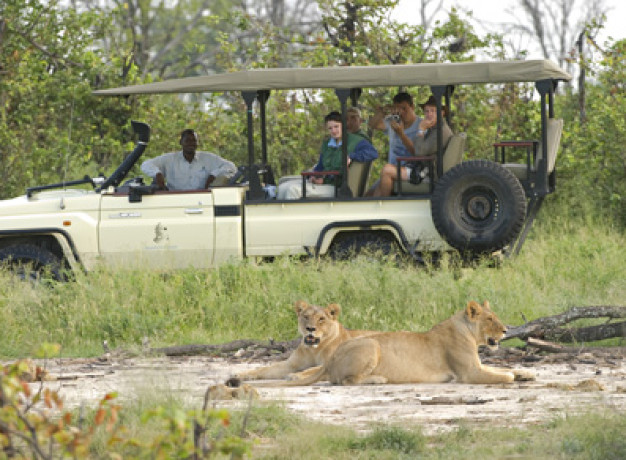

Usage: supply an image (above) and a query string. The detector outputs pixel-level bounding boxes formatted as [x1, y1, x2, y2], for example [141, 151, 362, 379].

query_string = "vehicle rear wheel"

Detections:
[431, 160, 527, 255]
[0, 243, 65, 281]
[328, 231, 398, 260]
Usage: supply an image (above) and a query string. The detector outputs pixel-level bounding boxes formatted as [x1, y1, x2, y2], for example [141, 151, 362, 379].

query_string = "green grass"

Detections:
[0, 207, 624, 358]
[250, 406, 626, 459]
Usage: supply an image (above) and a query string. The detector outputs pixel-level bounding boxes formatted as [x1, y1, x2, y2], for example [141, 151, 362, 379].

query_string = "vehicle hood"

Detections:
[0, 189, 98, 217]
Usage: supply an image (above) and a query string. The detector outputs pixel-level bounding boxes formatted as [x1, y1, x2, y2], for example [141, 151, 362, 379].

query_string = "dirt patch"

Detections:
[22, 345, 626, 435]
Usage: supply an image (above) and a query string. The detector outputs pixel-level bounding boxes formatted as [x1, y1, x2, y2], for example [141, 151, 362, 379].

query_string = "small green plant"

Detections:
[348, 426, 425, 455]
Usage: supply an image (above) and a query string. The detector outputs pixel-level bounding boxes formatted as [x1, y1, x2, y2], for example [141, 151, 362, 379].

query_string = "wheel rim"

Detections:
[459, 186, 499, 228]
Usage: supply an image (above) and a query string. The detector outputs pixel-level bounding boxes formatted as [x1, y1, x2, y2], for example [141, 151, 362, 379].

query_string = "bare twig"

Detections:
[526, 337, 565, 353]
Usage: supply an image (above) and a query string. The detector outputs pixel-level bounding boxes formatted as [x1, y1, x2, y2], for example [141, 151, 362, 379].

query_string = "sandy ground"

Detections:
[23, 346, 626, 435]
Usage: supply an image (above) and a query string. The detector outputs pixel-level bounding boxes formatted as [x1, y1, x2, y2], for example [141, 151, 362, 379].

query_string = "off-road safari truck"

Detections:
[0, 60, 571, 279]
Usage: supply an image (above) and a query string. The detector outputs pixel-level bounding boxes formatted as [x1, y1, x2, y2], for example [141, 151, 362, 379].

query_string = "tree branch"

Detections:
[548, 320, 626, 342]
[10, 26, 82, 68]
[504, 306, 626, 341]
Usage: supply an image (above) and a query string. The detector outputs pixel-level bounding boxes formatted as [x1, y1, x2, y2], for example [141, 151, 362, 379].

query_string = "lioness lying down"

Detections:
[234, 300, 378, 382]
[275, 301, 534, 386]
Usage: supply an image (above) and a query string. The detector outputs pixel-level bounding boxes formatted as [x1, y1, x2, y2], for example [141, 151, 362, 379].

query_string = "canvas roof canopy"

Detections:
[93, 60, 572, 95]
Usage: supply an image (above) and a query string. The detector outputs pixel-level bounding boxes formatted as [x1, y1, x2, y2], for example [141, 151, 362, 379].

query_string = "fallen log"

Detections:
[150, 338, 300, 357]
[548, 320, 626, 343]
[504, 306, 626, 343]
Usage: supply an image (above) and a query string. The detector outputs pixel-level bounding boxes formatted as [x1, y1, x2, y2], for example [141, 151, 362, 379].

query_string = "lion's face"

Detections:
[466, 301, 507, 349]
[294, 301, 341, 349]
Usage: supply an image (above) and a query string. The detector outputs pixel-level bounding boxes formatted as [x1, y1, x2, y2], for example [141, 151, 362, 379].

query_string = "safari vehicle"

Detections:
[0, 60, 571, 279]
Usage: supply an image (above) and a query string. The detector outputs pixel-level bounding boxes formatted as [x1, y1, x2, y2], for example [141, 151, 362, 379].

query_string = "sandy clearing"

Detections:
[25, 350, 626, 435]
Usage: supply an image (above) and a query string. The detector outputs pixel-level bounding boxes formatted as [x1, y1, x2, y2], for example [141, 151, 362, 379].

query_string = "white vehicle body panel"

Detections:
[98, 191, 216, 269]
[0, 191, 100, 268]
[244, 198, 446, 256]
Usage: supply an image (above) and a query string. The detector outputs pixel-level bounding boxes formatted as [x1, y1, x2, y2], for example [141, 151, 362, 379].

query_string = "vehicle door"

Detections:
[98, 190, 215, 269]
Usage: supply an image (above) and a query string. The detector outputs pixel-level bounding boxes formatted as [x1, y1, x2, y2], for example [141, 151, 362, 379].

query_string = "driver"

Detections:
[141, 129, 237, 190]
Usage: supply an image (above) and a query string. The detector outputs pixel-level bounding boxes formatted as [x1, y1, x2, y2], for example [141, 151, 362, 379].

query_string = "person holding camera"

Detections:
[369, 93, 452, 197]
[368, 92, 421, 165]
[366, 92, 421, 196]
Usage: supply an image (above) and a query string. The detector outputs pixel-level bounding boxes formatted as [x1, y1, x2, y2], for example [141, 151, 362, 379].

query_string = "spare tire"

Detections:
[431, 160, 527, 254]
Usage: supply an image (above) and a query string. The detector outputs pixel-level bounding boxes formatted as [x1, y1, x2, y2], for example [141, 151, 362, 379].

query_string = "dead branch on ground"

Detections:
[150, 338, 300, 357]
[504, 306, 626, 344]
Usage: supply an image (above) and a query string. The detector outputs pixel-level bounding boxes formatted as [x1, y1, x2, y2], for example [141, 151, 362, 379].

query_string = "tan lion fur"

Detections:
[235, 300, 378, 381]
[275, 301, 535, 386]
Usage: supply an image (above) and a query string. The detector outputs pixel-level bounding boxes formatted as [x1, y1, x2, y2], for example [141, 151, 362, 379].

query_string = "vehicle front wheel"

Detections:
[0, 243, 65, 281]
[431, 160, 527, 255]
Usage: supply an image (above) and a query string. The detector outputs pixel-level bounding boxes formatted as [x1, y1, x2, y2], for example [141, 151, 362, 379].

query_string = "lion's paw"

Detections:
[513, 369, 536, 381]
[207, 383, 260, 400]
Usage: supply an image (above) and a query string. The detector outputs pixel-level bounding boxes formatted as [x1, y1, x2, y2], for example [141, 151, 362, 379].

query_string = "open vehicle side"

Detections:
[0, 60, 571, 278]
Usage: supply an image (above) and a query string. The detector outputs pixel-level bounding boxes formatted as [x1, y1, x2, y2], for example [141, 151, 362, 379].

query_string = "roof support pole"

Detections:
[335, 88, 353, 198]
[430, 85, 447, 179]
[242, 91, 266, 199]
[535, 80, 553, 196]
[349, 88, 362, 107]
[257, 90, 270, 165]
[241, 91, 257, 167]
[443, 85, 454, 126]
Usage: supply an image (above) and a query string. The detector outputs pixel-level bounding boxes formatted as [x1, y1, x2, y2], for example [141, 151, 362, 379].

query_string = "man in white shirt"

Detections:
[141, 129, 237, 190]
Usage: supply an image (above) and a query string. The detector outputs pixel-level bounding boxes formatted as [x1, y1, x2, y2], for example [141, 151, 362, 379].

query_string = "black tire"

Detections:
[0, 243, 64, 281]
[328, 231, 398, 260]
[431, 160, 527, 254]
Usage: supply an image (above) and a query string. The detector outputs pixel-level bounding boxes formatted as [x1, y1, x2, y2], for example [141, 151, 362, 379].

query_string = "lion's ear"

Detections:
[294, 300, 308, 315]
[466, 301, 483, 320]
[326, 303, 341, 319]
[482, 300, 491, 310]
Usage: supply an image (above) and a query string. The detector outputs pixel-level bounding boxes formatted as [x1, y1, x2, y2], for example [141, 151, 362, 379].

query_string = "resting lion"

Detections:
[275, 300, 534, 386]
[234, 300, 378, 382]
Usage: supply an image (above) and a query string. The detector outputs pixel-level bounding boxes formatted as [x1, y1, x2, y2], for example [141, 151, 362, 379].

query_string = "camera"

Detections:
[385, 114, 401, 124]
